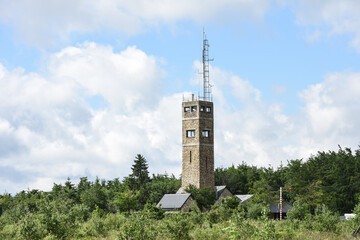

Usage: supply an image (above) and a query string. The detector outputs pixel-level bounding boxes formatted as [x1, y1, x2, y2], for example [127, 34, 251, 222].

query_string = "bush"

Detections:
[71, 203, 91, 223]
[119, 214, 156, 240]
[141, 203, 165, 220]
[165, 213, 193, 240]
[254, 220, 279, 240]
[221, 196, 240, 210]
[247, 203, 269, 219]
[18, 213, 47, 240]
[287, 199, 309, 220]
[103, 212, 127, 231]
[0, 224, 18, 240]
[185, 185, 216, 211]
[313, 206, 340, 232]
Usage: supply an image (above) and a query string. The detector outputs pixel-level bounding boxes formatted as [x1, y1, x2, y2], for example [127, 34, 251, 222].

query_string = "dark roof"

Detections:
[215, 185, 227, 199]
[236, 194, 253, 203]
[176, 186, 232, 200]
[269, 203, 293, 213]
[157, 194, 192, 210]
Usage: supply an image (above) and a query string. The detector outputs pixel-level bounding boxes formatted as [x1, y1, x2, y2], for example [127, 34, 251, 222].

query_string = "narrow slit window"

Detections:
[206, 157, 208, 169]
[190, 151, 192, 163]
[202, 130, 210, 138]
[186, 130, 195, 138]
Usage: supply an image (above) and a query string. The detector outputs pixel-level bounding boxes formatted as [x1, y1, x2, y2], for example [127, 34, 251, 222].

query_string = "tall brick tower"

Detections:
[181, 32, 214, 191]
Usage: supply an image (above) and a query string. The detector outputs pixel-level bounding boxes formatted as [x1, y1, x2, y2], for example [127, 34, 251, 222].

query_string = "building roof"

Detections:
[215, 185, 227, 199]
[177, 186, 230, 200]
[156, 193, 192, 210]
[269, 203, 293, 213]
[176, 187, 183, 194]
[236, 194, 253, 203]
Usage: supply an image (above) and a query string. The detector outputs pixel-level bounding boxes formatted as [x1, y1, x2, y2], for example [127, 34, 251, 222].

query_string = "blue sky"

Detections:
[1, 0, 360, 194]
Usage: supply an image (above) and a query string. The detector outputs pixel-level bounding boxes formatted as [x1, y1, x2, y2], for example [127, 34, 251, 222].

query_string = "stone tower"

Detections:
[181, 32, 214, 191]
[182, 97, 214, 190]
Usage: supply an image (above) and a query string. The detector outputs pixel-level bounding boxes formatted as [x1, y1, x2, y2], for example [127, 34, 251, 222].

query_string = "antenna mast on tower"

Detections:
[202, 31, 213, 101]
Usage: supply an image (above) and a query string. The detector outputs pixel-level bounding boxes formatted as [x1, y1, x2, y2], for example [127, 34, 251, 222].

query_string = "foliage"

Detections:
[147, 173, 181, 205]
[141, 203, 165, 220]
[185, 185, 216, 211]
[287, 198, 310, 220]
[221, 196, 240, 210]
[114, 189, 139, 213]
[165, 213, 194, 240]
[246, 202, 269, 219]
[1, 149, 360, 238]
[125, 154, 150, 191]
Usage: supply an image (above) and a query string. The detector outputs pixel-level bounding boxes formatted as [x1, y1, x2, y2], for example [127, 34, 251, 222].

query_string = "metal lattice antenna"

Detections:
[202, 31, 213, 101]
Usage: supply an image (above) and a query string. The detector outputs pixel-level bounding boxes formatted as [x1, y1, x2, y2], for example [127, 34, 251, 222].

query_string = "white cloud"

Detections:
[299, 72, 360, 144]
[199, 63, 360, 168]
[0, 0, 272, 47]
[48, 42, 165, 114]
[1, 41, 360, 194]
[294, 0, 360, 51]
[0, 43, 177, 194]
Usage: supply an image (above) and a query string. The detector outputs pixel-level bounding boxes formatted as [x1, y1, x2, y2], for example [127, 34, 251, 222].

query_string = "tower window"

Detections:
[186, 130, 195, 138]
[206, 107, 211, 113]
[184, 106, 190, 112]
[202, 130, 210, 138]
[191, 106, 197, 112]
[200, 106, 205, 112]
[190, 151, 192, 163]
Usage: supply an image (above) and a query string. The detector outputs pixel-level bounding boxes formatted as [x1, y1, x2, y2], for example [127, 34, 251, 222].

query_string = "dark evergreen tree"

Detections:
[125, 154, 151, 191]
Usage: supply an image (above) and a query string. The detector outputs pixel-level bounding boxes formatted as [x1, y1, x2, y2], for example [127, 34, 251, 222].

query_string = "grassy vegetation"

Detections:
[0, 199, 359, 240]
[2, 148, 360, 239]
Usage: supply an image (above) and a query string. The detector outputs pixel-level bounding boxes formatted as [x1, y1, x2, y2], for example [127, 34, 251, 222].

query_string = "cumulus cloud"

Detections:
[0, 43, 178, 194]
[48, 42, 165, 114]
[294, 0, 360, 51]
[298, 72, 360, 148]
[0, 0, 271, 47]
[193, 62, 360, 168]
[1, 41, 360, 194]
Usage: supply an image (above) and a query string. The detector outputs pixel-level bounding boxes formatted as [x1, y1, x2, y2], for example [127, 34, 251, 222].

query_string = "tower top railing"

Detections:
[182, 93, 213, 102]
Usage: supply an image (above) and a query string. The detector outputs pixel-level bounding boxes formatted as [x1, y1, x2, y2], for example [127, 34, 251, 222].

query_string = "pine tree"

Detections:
[126, 154, 150, 191]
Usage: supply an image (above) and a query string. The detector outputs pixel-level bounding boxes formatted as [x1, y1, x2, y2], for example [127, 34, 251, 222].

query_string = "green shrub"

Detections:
[287, 199, 310, 220]
[254, 220, 279, 240]
[71, 203, 91, 223]
[247, 203, 269, 219]
[221, 196, 240, 210]
[313, 206, 340, 233]
[18, 213, 47, 240]
[165, 213, 193, 240]
[119, 214, 156, 240]
[103, 212, 127, 231]
[0, 223, 18, 240]
[224, 216, 256, 239]
[141, 203, 165, 220]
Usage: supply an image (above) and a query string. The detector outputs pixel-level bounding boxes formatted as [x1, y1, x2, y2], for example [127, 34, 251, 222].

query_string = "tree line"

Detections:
[1, 147, 360, 238]
[216, 146, 360, 214]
